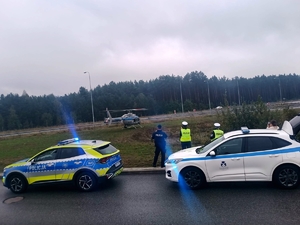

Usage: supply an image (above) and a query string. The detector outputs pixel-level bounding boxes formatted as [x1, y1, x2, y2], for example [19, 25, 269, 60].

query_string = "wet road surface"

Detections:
[1, 173, 300, 225]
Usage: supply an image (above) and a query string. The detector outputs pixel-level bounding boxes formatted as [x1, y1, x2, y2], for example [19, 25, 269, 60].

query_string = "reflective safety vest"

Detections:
[212, 129, 224, 141]
[180, 128, 191, 142]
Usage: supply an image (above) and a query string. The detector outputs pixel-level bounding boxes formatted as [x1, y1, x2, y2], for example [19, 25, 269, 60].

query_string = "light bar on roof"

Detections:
[241, 127, 249, 134]
[57, 137, 79, 146]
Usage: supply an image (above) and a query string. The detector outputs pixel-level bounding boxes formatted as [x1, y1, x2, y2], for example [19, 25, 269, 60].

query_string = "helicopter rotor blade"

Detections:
[126, 108, 148, 112]
[104, 108, 147, 113]
[133, 108, 147, 110]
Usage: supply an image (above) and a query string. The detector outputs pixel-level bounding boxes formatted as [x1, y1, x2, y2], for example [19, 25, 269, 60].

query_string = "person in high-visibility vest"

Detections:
[210, 123, 224, 141]
[180, 121, 192, 149]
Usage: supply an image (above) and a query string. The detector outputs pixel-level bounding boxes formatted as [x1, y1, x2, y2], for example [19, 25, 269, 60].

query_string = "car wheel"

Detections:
[273, 165, 300, 189]
[76, 172, 97, 192]
[8, 174, 28, 194]
[179, 167, 206, 189]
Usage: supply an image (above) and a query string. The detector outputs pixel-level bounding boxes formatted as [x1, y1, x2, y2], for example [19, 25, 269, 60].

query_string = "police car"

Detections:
[2, 138, 123, 193]
[165, 114, 300, 189]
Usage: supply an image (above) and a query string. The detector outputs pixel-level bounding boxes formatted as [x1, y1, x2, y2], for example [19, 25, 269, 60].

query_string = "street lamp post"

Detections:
[278, 78, 282, 102]
[180, 82, 184, 113]
[84, 71, 95, 126]
[237, 78, 241, 105]
[274, 77, 282, 102]
[205, 80, 211, 112]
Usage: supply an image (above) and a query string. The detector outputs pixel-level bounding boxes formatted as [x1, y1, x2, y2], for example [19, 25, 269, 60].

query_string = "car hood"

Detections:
[5, 158, 29, 168]
[168, 146, 204, 159]
[11, 158, 29, 164]
[282, 114, 300, 136]
[16, 158, 29, 163]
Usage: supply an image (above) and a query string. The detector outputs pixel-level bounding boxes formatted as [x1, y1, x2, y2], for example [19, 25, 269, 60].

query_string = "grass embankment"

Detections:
[0, 115, 217, 170]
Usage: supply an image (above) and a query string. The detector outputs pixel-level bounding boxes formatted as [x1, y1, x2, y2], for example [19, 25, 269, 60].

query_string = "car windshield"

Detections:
[93, 144, 118, 155]
[196, 136, 224, 154]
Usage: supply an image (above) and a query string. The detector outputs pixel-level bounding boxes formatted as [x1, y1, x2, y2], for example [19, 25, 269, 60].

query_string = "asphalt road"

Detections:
[1, 174, 300, 225]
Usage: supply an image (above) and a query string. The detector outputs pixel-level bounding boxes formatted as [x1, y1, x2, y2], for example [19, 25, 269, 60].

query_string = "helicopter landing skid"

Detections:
[123, 124, 143, 129]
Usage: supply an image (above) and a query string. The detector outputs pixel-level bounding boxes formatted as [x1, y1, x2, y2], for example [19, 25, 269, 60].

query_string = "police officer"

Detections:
[180, 121, 192, 149]
[210, 123, 224, 141]
[151, 124, 168, 168]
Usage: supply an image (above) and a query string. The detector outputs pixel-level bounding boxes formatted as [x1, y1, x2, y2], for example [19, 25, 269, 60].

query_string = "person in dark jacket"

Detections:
[151, 124, 168, 168]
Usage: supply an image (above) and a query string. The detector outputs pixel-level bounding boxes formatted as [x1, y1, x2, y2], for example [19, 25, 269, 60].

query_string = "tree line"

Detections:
[0, 71, 299, 131]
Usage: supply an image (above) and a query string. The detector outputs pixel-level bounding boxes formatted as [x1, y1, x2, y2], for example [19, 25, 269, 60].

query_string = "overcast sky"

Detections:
[1, 0, 300, 96]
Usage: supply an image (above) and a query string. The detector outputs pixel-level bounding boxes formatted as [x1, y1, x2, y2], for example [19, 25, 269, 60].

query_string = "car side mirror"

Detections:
[31, 158, 37, 164]
[209, 151, 216, 156]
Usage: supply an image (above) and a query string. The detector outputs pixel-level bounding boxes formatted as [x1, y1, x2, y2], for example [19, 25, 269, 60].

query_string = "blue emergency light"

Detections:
[57, 137, 79, 146]
[241, 127, 249, 134]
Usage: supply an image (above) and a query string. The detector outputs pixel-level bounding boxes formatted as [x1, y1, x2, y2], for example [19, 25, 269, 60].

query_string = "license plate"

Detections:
[115, 161, 120, 167]
[113, 168, 123, 177]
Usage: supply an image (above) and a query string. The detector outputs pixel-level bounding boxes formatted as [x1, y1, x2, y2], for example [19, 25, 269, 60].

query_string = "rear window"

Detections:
[58, 148, 85, 159]
[246, 136, 291, 152]
[270, 137, 292, 148]
[93, 144, 118, 155]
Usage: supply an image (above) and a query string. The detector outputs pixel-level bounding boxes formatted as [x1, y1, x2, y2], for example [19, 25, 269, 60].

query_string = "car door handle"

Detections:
[269, 154, 279, 157]
[231, 158, 241, 160]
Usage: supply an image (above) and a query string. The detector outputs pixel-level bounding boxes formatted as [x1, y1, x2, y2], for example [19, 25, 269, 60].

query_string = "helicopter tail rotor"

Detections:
[105, 108, 113, 125]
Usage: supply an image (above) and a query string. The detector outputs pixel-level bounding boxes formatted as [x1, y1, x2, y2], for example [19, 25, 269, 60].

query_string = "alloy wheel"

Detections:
[184, 170, 202, 188]
[278, 168, 298, 187]
[78, 174, 94, 191]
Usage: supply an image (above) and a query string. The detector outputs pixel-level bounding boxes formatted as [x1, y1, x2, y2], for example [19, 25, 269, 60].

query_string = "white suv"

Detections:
[165, 114, 300, 189]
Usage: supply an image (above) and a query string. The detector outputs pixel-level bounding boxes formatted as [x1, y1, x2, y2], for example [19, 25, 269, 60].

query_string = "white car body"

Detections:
[165, 115, 300, 189]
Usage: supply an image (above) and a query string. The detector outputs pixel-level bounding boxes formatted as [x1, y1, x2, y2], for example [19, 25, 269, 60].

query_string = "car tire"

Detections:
[273, 165, 300, 189]
[75, 172, 97, 192]
[179, 167, 206, 189]
[8, 174, 28, 194]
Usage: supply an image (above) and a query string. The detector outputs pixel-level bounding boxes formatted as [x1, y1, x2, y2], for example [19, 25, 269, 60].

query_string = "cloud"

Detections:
[1, 0, 300, 96]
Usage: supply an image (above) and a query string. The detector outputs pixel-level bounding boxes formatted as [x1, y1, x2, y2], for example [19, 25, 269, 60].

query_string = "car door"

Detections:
[244, 136, 284, 181]
[205, 137, 245, 181]
[55, 147, 86, 180]
[27, 149, 58, 184]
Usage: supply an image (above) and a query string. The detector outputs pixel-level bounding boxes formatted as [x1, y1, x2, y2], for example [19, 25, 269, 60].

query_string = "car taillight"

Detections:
[98, 157, 110, 164]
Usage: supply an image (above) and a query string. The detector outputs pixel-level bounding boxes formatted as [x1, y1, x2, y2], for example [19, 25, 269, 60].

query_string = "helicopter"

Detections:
[104, 108, 147, 128]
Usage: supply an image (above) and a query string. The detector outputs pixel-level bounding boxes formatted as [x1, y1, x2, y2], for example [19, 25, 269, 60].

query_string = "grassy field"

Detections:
[0, 114, 217, 171]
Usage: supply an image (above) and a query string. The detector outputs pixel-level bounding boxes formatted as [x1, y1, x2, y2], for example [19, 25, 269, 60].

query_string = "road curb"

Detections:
[122, 167, 165, 174]
[0, 167, 165, 180]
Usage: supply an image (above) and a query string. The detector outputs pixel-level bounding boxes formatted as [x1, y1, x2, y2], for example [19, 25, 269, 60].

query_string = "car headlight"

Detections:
[166, 159, 182, 164]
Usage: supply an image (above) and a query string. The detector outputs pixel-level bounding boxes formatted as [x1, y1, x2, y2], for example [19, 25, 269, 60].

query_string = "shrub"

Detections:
[220, 96, 297, 132]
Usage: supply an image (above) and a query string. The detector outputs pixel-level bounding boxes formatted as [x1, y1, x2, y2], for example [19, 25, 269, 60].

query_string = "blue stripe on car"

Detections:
[182, 147, 300, 162]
